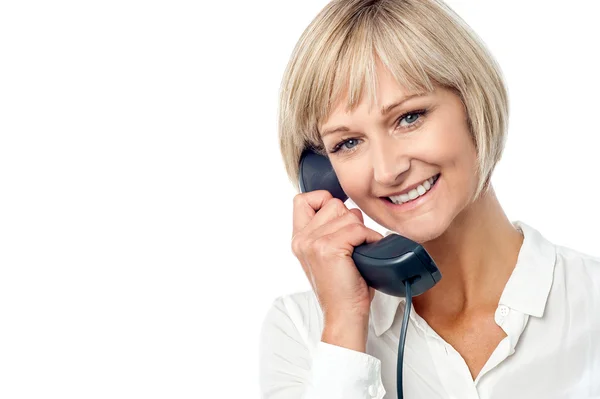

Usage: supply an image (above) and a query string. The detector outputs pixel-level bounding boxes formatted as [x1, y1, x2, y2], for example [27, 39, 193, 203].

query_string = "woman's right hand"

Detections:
[291, 190, 384, 352]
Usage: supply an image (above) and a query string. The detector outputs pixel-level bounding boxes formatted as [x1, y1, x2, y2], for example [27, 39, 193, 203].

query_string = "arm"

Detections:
[259, 297, 386, 399]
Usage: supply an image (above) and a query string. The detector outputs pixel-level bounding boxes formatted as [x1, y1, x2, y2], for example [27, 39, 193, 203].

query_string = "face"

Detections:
[318, 62, 479, 244]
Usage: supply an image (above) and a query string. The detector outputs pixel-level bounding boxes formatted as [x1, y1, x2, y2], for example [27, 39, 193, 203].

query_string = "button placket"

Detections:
[424, 333, 472, 399]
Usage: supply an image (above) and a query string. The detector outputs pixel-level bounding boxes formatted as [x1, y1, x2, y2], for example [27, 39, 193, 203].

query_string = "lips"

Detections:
[383, 174, 439, 198]
[384, 173, 440, 205]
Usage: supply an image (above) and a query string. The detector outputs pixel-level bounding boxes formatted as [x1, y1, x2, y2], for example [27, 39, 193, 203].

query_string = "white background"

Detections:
[0, 0, 598, 397]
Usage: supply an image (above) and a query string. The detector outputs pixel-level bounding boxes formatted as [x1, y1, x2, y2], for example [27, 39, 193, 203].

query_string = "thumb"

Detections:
[349, 208, 364, 223]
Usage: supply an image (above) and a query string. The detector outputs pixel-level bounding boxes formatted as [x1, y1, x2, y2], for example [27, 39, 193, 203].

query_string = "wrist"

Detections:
[322, 315, 369, 353]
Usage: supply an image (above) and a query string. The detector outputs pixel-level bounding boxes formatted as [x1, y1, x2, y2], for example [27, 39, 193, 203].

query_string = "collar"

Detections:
[498, 220, 556, 317]
[369, 220, 557, 337]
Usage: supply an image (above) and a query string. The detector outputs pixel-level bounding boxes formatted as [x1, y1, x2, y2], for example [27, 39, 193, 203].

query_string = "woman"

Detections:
[259, 0, 600, 398]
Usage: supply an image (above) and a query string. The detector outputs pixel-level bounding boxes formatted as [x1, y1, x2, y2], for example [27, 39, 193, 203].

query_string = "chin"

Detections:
[387, 218, 447, 245]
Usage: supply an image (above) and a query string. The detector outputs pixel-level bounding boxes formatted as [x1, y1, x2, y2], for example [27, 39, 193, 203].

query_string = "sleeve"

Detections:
[259, 296, 386, 399]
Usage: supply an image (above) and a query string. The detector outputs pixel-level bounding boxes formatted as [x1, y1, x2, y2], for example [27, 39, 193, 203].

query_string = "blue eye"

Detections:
[399, 113, 419, 126]
[329, 137, 363, 154]
[342, 139, 356, 150]
[395, 110, 427, 129]
[329, 109, 428, 154]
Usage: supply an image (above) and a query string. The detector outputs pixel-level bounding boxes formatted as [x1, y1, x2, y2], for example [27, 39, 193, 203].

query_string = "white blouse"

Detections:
[259, 221, 600, 399]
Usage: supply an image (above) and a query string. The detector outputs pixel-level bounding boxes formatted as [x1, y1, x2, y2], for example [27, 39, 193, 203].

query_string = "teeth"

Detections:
[389, 174, 439, 205]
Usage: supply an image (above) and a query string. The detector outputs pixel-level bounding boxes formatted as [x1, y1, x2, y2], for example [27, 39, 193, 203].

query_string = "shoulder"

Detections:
[265, 290, 322, 319]
[261, 290, 324, 349]
[552, 244, 600, 307]
[273, 290, 323, 331]
[519, 219, 600, 278]
[554, 243, 600, 274]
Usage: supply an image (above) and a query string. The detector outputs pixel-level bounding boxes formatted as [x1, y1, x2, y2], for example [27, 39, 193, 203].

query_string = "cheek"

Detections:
[423, 102, 473, 158]
[439, 135, 479, 202]
[337, 164, 370, 197]
[426, 119, 476, 169]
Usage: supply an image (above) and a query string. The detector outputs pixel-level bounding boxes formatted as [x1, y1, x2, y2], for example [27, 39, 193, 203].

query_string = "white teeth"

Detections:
[388, 174, 439, 205]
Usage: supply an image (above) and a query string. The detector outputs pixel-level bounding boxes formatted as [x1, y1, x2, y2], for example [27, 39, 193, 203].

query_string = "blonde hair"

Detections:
[278, 0, 509, 202]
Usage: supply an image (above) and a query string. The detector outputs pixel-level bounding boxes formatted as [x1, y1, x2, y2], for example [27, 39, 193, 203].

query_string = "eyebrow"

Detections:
[320, 92, 428, 138]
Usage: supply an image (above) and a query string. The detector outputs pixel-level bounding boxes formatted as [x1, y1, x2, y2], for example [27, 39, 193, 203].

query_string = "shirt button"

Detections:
[495, 305, 510, 324]
[368, 384, 378, 397]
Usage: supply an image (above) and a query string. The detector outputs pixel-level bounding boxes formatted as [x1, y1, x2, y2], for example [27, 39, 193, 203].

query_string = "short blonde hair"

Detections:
[278, 0, 509, 202]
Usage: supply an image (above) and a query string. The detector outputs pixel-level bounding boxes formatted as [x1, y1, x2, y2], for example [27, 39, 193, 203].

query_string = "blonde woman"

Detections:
[259, 1, 600, 398]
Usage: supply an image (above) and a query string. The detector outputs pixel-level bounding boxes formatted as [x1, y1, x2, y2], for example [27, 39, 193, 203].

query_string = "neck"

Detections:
[413, 184, 524, 321]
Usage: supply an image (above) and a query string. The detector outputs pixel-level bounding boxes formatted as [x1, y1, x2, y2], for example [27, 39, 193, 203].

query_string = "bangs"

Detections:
[303, 6, 438, 149]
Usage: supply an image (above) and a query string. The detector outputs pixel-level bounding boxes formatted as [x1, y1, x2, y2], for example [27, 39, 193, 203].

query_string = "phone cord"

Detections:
[397, 279, 412, 399]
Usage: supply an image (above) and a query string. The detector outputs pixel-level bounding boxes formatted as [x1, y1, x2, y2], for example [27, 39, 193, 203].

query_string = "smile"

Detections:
[387, 173, 440, 205]
[381, 173, 441, 211]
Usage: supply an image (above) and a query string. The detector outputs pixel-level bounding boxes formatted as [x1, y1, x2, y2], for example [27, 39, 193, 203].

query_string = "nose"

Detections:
[372, 138, 410, 186]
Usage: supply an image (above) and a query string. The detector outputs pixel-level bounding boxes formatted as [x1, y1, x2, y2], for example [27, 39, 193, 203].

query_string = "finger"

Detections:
[309, 209, 364, 241]
[301, 197, 351, 237]
[348, 208, 364, 223]
[292, 190, 333, 237]
[319, 222, 384, 257]
[343, 222, 384, 247]
[292, 197, 352, 264]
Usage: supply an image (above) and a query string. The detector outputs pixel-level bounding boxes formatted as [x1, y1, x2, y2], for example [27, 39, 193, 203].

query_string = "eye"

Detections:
[400, 113, 418, 125]
[330, 138, 361, 154]
[396, 110, 427, 129]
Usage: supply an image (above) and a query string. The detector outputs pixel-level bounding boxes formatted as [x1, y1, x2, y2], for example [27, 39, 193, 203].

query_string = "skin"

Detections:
[311, 59, 525, 380]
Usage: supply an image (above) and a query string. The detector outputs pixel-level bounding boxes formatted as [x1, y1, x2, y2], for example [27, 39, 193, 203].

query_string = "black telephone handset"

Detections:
[298, 148, 442, 298]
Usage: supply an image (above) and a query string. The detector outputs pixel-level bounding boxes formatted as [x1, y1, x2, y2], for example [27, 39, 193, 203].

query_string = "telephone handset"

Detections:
[298, 148, 442, 298]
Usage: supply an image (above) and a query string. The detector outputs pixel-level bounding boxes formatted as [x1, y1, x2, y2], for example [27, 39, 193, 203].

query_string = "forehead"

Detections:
[321, 74, 434, 129]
